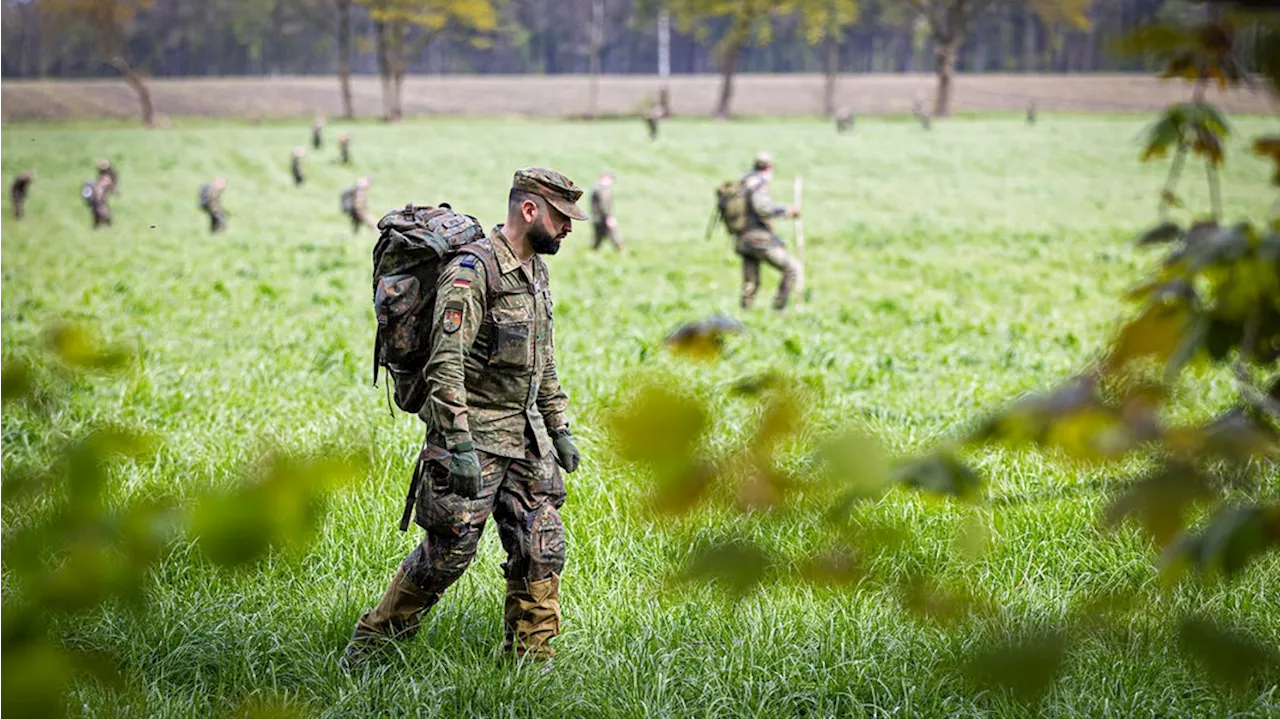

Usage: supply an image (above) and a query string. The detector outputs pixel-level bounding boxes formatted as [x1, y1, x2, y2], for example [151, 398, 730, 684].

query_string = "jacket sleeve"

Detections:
[748, 178, 787, 219]
[423, 257, 488, 448]
[536, 293, 570, 432]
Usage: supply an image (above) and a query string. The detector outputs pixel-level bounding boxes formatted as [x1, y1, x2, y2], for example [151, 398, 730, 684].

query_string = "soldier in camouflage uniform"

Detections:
[589, 170, 623, 253]
[203, 176, 228, 233]
[11, 171, 34, 219]
[312, 115, 325, 150]
[97, 160, 119, 198]
[345, 176, 376, 234]
[343, 167, 585, 667]
[735, 152, 802, 311]
[835, 108, 854, 134]
[338, 132, 352, 165]
[87, 170, 115, 229]
[291, 147, 306, 187]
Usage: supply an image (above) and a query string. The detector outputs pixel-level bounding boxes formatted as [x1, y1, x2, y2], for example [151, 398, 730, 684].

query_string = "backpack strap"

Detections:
[455, 240, 506, 304]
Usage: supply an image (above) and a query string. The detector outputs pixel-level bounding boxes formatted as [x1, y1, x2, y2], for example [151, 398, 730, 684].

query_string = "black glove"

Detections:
[550, 427, 580, 474]
[449, 441, 482, 497]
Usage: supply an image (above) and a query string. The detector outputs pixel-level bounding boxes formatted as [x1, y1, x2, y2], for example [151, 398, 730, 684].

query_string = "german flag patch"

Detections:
[453, 278, 472, 290]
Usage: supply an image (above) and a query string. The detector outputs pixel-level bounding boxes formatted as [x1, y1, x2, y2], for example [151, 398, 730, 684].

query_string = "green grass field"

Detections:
[3, 114, 1278, 718]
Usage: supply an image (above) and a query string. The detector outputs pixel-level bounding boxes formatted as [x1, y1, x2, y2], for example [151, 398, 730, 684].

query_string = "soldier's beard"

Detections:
[528, 222, 562, 255]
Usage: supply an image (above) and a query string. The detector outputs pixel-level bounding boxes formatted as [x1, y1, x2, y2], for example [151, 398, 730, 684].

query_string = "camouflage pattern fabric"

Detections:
[734, 170, 799, 310]
[423, 225, 569, 459]
[349, 186, 374, 232]
[90, 175, 114, 228]
[11, 174, 32, 219]
[512, 168, 588, 221]
[291, 156, 304, 187]
[590, 182, 622, 251]
[206, 184, 227, 233]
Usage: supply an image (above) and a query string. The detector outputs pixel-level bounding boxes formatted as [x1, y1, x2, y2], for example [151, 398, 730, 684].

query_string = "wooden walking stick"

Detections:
[793, 175, 805, 300]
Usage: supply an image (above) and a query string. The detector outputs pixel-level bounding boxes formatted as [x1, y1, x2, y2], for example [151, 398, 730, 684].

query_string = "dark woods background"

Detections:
[2, 0, 1268, 79]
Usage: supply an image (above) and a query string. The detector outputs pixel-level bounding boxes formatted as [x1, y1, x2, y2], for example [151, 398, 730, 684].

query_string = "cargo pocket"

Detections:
[489, 307, 533, 369]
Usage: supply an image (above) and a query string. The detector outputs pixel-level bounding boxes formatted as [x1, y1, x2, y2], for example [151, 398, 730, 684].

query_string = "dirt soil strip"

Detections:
[2, 73, 1273, 122]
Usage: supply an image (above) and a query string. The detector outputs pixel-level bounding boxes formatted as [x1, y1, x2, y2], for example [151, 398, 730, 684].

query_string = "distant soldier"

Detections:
[338, 132, 352, 165]
[644, 106, 661, 141]
[1027, 100, 1038, 125]
[11, 171, 34, 219]
[292, 147, 306, 187]
[342, 175, 375, 234]
[912, 100, 931, 131]
[97, 159, 119, 198]
[313, 115, 326, 150]
[835, 108, 854, 134]
[199, 176, 229, 234]
[590, 170, 623, 253]
[729, 152, 801, 311]
[84, 171, 114, 229]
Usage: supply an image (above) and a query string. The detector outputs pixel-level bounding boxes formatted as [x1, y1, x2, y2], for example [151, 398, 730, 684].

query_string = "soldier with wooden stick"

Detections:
[732, 152, 802, 312]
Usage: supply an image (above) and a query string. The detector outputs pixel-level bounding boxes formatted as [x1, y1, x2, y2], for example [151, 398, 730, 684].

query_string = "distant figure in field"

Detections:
[835, 108, 854, 134]
[644, 106, 661, 141]
[97, 159, 119, 198]
[1027, 100, 1038, 125]
[338, 132, 352, 165]
[11, 171, 34, 219]
[84, 170, 115, 229]
[342, 176, 375, 234]
[590, 170, 623, 253]
[292, 147, 306, 187]
[313, 116, 326, 150]
[912, 100, 932, 131]
[718, 152, 802, 312]
[199, 176, 228, 234]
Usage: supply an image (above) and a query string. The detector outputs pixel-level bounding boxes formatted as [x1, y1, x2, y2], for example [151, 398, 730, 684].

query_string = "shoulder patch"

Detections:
[459, 256, 477, 269]
[442, 300, 464, 334]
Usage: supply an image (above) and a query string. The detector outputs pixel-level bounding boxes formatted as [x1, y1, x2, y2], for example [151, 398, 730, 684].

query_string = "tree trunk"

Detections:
[822, 0, 838, 117]
[715, 21, 749, 120]
[107, 57, 155, 127]
[374, 20, 394, 121]
[1021, 5, 1036, 72]
[337, 0, 354, 118]
[933, 36, 959, 118]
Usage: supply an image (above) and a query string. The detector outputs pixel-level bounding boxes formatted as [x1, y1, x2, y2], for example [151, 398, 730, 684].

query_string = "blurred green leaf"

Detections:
[1137, 222, 1184, 246]
[797, 545, 864, 588]
[1105, 462, 1216, 548]
[900, 574, 987, 626]
[962, 630, 1067, 704]
[1178, 617, 1280, 690]
[1161, 505, 1280, 582]
[894, 451, 982, 502]
[663, 315, 744, 360]
[648, 459, 718, 516]
[2, 359, 36, 403]
[609, 384, 708, 465]
[46, 323, 132, 371]
[680, 539, 772, 598]
[816, 430, 891, 502]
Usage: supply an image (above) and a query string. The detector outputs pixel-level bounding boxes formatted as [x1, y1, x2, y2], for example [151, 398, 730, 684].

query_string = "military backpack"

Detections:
[370, 203, 495, 415]
[198, 184, 212, 210]
[340, 188, 357, 214]
[715, 180, 750, 234]
[81, 181, 97, 207]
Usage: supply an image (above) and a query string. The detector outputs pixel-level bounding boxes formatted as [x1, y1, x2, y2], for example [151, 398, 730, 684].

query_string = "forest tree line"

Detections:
[2, 0, 1273, 121]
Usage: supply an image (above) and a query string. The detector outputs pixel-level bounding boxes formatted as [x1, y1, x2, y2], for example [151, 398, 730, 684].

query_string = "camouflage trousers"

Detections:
[592, 221, 623, 252]
[208, 210, 227, 234]
[91, 201, 112, 229]
[354, 444, 567, 656]
[736, 230, 802, 310]
[350, 211, 374, 234]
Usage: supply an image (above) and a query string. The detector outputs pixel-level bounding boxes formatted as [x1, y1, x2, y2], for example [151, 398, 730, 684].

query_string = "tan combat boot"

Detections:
[340, 567, 439, 671]
[502, 573, 561, 660]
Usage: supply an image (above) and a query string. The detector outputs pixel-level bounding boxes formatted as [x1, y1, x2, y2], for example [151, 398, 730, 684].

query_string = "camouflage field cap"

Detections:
[513, 167, 589, 221]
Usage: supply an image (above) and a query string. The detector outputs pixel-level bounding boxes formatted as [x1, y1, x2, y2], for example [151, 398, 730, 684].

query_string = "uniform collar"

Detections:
[490, 225, 524, 275]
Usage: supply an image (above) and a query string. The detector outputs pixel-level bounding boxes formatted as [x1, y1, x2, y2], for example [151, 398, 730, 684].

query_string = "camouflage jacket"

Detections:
[207, 186, 224, 213]
[741, 170, 787, 234]
[590, 183, 614, 224]
[422, 225, 570, 459]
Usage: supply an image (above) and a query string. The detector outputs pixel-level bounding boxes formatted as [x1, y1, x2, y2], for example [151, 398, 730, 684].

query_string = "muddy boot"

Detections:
[340, 567, 440, 672]
[502, 574, 561, 660]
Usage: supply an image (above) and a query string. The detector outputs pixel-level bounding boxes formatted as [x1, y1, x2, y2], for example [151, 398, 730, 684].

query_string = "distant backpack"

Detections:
[371, 203, 492, 414]
[198, 184, 212, 210]
[81, 181, 97, 207]
[340, 188, 357, 214]
[715, 180, 750, 234]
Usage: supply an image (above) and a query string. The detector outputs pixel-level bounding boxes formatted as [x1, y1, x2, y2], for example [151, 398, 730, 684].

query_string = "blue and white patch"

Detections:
[459, 256, 477, 269]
